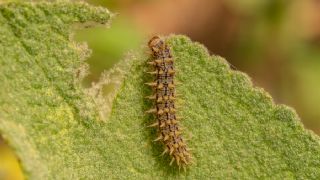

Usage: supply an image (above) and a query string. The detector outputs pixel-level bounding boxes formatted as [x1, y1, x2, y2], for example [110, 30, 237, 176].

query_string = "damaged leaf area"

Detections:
[0, 1, 113, 179]
[0, 1, 320, 180]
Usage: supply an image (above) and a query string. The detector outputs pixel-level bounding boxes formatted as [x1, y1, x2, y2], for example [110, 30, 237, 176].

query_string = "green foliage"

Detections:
[0, 1, 320, 179]
[0, 1, 112, 179]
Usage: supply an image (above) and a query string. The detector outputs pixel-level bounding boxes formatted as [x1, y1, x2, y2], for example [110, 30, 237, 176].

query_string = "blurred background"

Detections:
[1, 0, 320, 179]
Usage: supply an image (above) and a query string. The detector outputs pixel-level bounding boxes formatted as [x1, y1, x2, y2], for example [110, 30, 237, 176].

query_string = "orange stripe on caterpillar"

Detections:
[146, 36, 192, 169]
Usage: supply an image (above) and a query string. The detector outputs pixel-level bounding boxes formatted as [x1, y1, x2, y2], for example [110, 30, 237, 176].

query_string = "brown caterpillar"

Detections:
[146, 36, 192, 168]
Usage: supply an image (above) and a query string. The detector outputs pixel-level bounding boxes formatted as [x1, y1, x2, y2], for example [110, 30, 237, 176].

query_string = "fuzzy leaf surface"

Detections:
[0, 1, 320, 179]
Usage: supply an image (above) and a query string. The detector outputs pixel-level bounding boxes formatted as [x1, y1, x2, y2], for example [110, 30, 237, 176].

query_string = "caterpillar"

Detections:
[146, 36, 192, 168]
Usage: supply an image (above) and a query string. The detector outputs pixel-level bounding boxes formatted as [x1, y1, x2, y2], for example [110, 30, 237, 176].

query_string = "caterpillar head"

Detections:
[148, 36, 165, 53]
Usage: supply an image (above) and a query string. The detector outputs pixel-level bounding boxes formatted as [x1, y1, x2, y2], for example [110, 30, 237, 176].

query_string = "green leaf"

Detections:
[1, 1, 320, 179]
[0, 1, 113, 179]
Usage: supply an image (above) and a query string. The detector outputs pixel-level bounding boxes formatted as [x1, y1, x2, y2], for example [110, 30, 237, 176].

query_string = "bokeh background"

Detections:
[1, 0, 320, 179]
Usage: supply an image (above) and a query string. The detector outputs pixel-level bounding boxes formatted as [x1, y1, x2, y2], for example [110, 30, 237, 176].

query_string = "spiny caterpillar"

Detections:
[146, 36, 192, 169]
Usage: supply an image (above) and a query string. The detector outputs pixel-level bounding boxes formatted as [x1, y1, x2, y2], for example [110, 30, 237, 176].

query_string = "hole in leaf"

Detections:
[73, 17, 144, 87]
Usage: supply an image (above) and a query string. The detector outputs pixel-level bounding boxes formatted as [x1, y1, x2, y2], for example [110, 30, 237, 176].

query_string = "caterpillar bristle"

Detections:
[170, 157, 175, 165]
[145, 82, 157, 87]
[154, 59, 162, 64]
[147, 61, 156, 66]
[161, 148, 169, 156]
[157, 83, 164, 89]
[159, 122, 166, 128]
[154, 135, 162, 142]
[146, 71, 158, 75]
[164, 58, 174, 63]
[145, 108, 157, 114]
[157, 109, 164, 115]
[169, 147, 174, 155]
[145, 95, 156, 100]
[176, 156, 181, 166]
[148, 122, 158, 127]
[168, 69, 175, 75]
[164, 135, 171, 141]
[156, 97, 163, 103]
